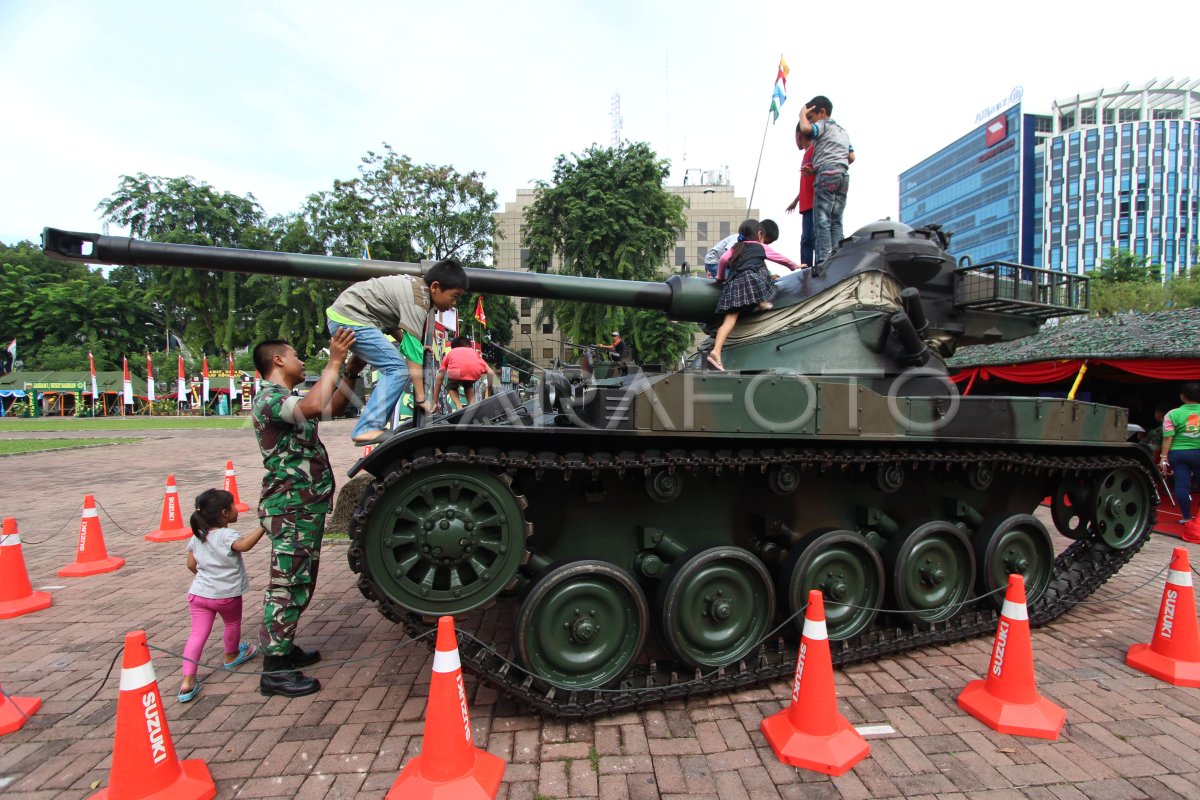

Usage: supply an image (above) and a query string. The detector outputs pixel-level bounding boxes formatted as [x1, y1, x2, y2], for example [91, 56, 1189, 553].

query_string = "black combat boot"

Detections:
[260, 654, 320, 698]
[287, 645, 321, 669]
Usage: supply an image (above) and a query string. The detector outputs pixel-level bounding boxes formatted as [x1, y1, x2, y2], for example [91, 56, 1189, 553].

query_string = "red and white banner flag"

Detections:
[88, 351, 99, 401]
[228, 352, 235, 403]
[254, 369, 261, 394]
[145, 353, 156, 403]
[201, 355, 210, 403]
[177, 354, 185, 405]
[122, 356, 133, 406]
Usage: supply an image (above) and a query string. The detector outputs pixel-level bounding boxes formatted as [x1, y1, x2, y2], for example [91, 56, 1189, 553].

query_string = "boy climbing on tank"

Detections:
[326, 261, 468, 444]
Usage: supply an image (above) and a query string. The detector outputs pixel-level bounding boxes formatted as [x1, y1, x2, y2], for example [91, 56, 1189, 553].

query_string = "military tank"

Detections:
[43, 222, 1156, 718]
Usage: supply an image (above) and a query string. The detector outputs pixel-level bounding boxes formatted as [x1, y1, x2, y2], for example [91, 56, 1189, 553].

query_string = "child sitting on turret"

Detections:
[708, 219, 804, 372]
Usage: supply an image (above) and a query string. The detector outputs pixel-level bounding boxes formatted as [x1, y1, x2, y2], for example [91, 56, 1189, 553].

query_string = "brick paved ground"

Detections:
[1, 422, 1199, 799]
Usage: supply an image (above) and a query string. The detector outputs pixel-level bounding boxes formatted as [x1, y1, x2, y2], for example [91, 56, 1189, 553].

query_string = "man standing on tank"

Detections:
[251, 328, 363, 697]
[796, 96, 854, 265]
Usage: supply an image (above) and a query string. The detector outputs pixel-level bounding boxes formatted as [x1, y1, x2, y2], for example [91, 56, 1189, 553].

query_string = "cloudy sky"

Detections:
[0, 0, 1189, 258]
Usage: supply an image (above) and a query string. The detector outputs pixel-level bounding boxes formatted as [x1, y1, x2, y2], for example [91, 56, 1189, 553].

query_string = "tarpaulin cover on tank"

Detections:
[726, 271, 904, 346]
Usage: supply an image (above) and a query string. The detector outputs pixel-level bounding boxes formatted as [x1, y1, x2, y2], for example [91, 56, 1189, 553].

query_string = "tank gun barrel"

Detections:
[42, 228, 720, 322]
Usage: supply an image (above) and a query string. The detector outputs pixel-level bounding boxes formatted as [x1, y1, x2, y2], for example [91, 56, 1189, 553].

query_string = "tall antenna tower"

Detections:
[610, 93, 623, 148]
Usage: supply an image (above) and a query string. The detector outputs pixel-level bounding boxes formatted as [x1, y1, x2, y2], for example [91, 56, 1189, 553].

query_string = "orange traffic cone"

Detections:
[1126, 547, 1200, 687]
[145, 475, 190, 543]
[386, 616, 505, 799]
[59, 495, 125, 577]
[958, 574, 1065, 739]
[761, 591, 869, 775]
[0, 517, 52, 619]
[0, 683, 41, 735]
[222, 461, 250, 513]
[90, 631, 215, 800]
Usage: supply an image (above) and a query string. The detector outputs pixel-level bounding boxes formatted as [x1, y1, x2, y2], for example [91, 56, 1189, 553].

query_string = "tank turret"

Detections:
[43, 222, 1152, 719]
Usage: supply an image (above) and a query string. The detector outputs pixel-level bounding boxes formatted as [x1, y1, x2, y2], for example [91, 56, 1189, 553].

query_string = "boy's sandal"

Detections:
[178, 684, 201, 703]
[706, 355, 726, 372]
[224, 642, 259, 670]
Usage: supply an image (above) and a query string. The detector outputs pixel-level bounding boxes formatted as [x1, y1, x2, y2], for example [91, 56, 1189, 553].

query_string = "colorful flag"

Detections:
[362, 242, 372, 260]
[3, 339, 14, 374]
[177, 354, 186, 406]
[769, 54, 788, 124]
[202, 355, 210, 403]
[228, 352, 235, 403]
[146, 353, 155, 403]
[88, 351, 99, 402]
[254, 369, 261, 394]
[122, 356, 133, 407]
[474, 297, 487, 327]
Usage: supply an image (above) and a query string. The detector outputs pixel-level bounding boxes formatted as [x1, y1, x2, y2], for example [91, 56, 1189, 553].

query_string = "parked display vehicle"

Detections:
[44, 221, 1154, 717]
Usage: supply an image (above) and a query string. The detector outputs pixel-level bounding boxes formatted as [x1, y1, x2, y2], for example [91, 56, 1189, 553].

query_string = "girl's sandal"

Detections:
[224, 642, 258, 670]
[706, 355, 726, 372]
[178, 684, 201, 703]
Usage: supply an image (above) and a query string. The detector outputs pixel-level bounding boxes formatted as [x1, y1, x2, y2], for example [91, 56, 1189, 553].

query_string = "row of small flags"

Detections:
[94, 352, 253, 406]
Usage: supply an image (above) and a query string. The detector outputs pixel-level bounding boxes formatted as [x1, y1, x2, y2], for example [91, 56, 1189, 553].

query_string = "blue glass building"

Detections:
[900, 79, 1200, 275]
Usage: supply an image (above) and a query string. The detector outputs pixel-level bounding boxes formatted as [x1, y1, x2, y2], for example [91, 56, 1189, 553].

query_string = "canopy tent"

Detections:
[0, 370, 149, 397]
[946, 308, 1200, 429]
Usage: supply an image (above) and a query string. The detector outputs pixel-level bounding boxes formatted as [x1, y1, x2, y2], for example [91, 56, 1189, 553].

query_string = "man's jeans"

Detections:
[814, 168, 849, 265]
[1168, 449, 1200, 520]
[327, 320, 409, 439]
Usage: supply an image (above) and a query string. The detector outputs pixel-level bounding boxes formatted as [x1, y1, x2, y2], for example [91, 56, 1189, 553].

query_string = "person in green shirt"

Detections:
[251, 327, 364, 697]
[1159, 382, 1200, 523]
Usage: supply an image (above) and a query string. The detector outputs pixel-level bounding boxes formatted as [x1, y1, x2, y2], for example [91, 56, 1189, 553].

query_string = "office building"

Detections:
[493, 177, 755, 366]
[900, 78, 1200, 276]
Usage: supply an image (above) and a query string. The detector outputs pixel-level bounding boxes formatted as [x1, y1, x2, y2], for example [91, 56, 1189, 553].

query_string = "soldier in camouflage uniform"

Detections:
[251, 328, 363, 697]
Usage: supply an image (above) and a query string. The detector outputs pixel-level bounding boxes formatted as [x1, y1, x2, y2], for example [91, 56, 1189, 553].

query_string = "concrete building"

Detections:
[493, 177, 756, 367]
[900, 78, 1200, 276]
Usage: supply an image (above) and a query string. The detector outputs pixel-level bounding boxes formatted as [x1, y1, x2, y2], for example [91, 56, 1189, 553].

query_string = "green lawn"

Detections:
[0, 437, 139, 455]
[0, 417, 251, 432]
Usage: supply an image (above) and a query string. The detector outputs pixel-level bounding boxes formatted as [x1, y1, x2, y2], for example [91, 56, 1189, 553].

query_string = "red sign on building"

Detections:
[985, 115, 1008, 147]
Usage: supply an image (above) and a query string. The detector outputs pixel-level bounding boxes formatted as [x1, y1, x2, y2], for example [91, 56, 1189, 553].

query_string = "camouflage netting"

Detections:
[949, 307, 1200, 367]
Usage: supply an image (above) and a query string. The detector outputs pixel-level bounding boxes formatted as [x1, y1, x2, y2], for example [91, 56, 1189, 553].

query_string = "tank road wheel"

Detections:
[1090, 467, 1153, 549]
[656, 546, 775, 669]
[359, 465, 528, 617]
[972, 514, 1053, 608]
[515, 561, 648, 689]
[779, 529, 884, 641]
[884, 520, 975, 628]
[1050, 477, 1091, 539]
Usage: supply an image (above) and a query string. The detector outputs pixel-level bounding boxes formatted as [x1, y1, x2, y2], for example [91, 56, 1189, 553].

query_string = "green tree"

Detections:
[625, 309, 697, 367]
[97, 174, 271, 354]
[523, 142, 688, 360]
[356, 145, 499, 263]
[0, 241, 158, 370]
[1089, 247, 1200, 316]
[1093, 247, 1160, 284]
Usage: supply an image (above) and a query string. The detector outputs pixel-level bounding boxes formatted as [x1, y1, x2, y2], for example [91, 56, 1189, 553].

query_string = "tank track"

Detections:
[348, 444, 1156, 718]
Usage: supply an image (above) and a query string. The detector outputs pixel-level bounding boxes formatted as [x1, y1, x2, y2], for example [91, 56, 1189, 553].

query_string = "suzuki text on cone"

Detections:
[387, 615, 505, 799]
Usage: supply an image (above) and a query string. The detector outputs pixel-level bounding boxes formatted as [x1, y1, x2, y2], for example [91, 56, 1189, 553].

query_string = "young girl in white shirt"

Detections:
[179, 488, 266, 702]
